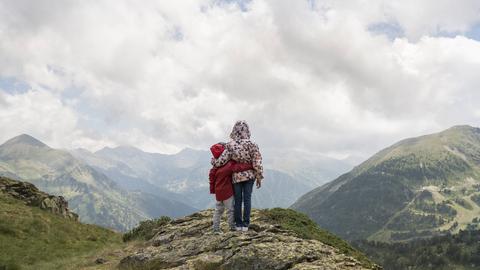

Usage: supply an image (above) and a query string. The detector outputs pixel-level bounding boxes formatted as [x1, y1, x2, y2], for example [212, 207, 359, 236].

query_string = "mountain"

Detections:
[0, 135, 196, 231]
[74, 146, 315, 209]
[70, 147, 188, 203]
[263, 148, 354, 187]
[292, 125, 480, 242]
[76, 146, 215, 207]
[0, 177, 121, 269]
[118, 208, 380, 270]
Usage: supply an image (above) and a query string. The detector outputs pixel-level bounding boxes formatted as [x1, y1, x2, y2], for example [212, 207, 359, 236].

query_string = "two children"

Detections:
[209, 143, 252, 233]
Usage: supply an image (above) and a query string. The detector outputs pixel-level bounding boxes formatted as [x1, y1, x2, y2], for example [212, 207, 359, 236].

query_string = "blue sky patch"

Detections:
[0, 77, 30, 94]
[466, 23, 480, 41]
[170, 26, 184, 41]
[368, 22, 404, 40]
[428, 23, 480, 41]
[218, 0, 251, 12]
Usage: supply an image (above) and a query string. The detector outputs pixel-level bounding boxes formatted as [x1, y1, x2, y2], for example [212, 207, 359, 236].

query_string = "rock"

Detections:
[151, 232, 176, 246]
[188, 254, 223, 269]
[0, 177, 78, 221]
[119, 209, 381, 270]
[95, 258, 107, 264]
[87, 235, 98, 241]
[248, 223, 263, 232]
[120, 253, 152, 269]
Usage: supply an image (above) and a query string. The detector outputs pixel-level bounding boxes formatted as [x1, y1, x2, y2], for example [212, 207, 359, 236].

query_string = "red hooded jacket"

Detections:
[209, 143, 253, 201]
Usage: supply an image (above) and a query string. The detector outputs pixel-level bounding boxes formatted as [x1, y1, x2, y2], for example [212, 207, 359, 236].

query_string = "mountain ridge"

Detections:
[1, 134, 48, 148]
[75, 145, 320, 209]
[0, 135, 196, 231]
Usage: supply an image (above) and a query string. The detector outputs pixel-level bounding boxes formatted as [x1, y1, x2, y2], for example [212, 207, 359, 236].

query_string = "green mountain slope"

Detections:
[354, 229, 480, 270]
[0, 177, 121, 270]
[0, 135, 196, 231]
[292, 125, 480, 241]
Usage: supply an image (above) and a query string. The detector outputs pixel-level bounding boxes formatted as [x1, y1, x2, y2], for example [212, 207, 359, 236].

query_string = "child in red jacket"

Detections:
[209, 143, 253, 233]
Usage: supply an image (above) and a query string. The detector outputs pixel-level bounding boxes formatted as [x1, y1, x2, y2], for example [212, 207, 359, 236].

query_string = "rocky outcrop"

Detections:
[119, 210, 380, 270]
[0, 176, 78, 221]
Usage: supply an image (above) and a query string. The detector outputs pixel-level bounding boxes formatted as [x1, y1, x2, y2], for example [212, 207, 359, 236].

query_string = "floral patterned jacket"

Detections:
[211, 121, 264, 183]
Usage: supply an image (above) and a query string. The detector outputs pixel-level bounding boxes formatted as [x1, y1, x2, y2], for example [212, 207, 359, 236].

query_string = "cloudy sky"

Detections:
[0, 0, 480, 159]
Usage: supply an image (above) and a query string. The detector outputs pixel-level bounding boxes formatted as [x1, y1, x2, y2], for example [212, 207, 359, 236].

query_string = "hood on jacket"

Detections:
[210, 143, 225, 159]
[229, 120, 251, 140]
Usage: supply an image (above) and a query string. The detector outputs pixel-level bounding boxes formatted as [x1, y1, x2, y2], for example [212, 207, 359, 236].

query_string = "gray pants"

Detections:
[213, 196, 234, 230]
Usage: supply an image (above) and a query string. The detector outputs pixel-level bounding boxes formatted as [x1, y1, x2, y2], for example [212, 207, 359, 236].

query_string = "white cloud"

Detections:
[0, 0, 480, 158]
[0, 89, 78, 146]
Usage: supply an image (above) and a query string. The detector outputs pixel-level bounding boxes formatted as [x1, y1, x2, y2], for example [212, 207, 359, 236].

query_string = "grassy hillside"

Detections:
[293, 125, 480, 241]
[0, 191, 122, 270]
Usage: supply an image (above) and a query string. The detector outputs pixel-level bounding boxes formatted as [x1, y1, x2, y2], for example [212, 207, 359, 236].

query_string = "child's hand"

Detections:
[256, 179, 262, 189]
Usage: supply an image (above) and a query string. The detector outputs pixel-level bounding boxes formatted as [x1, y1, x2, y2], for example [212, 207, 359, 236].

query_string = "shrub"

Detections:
[123, 216, 171, 242]
[471, 194, 480, 206]
[454, 198, 473, 210]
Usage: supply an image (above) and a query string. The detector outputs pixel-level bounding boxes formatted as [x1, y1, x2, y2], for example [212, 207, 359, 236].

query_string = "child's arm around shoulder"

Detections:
[231, 161, 253, 173]
[216, 160, 253, 177]
[211, 147, 231, 168]
[220, 161, 253, 177]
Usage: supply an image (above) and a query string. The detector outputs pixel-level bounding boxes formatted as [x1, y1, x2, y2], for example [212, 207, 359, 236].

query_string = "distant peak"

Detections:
[441, 125, 480, 136]
[177, 147, 198, 154]
[96, 145, 144, 155]
[446, 125, 476, 131]
[115, 145, 142, 151]
[73, 148, 92, 154]
[1, 134, 49, 148]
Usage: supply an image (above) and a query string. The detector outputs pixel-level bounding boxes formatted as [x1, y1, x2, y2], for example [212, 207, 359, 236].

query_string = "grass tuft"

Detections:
[123, 216, 171, 242]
